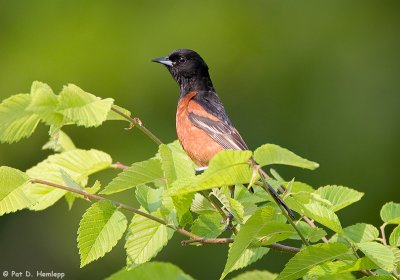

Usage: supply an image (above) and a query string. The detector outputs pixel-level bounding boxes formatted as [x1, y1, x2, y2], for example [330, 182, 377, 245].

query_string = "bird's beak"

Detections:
[151, 56, 173, 66]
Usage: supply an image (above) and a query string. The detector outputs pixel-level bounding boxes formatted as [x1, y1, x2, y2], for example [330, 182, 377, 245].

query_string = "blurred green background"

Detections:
[0, 1, 399, 279]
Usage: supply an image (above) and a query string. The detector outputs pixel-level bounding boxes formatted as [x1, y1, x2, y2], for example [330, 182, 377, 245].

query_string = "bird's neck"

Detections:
[179, 74, 215, 97]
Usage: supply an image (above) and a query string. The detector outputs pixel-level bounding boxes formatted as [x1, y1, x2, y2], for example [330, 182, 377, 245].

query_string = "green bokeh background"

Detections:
[0, 1, 399, 279]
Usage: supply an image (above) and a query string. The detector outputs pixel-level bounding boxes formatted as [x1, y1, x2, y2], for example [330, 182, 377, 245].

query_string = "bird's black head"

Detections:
[152, 49, 214, 95]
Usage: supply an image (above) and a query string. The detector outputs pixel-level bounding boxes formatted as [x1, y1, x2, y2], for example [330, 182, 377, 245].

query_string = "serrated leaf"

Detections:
[135, 185, 163, 213]
[254, 144, 319, 170]
[307, 257, 378, 276]
[105, 262, 194, 280]
[276, 243, 350, 280]
[231, 270, 277, 280]
[285, 181, 314, 194]
[26, 149, 112, 210]
[42, 130, 76, 152]
[167, 150, 253, 196]
[314, 185, 364, 212]
[211, 188, 244, 224]
[291, 221, 327, 243]
[288, 200, 342, 233]
[0, 166, 34, 215]
[257, 221, 295, 246]
[102, 159, 163, 195]
[57, 84, 114, 127]
[190, 193, 215, 214]
[158, 143, 195, 225]
[389, 225, 400, 247]
[220, 206, 275, 279]
[0, 93, 41, 143]
[357, 242, 395, 272]
[190, 212, 225, 238]
[343, 223, 379, 243]
[125, 210, 174, 266]
[229, 247, 270, 274]
[78, 200, 127, 267]
[158, 143, 195, 186]
[27, 81, 64, 130]
[380, 202, 400, 224]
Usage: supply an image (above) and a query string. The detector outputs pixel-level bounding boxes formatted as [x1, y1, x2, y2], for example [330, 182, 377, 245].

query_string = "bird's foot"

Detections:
[222, 212, 234, 232]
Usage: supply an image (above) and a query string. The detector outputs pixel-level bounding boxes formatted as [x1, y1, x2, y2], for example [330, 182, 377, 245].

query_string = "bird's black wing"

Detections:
[188, 113, 248, 151]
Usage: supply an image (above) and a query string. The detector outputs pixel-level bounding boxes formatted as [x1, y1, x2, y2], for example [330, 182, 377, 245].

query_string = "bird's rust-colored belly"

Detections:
[176, 92, 224, 166]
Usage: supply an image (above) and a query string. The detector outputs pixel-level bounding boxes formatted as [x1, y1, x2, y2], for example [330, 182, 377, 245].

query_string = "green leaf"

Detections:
[27, 81, 64, 131]
[220, 206, 276, 279]
[292, 221, 327, 243]
[167, 150, 253, 196]
[26, 149, 112, 210]
[135, 185, 163, 213]
[380, 202, 400, 224]
[57, 84, 114, 127]
[254, 144, 319, 170]
[0, 93, 41, 143]
[42, 130, 76, 152]
[307, 257, 378, 277]
[158, 143, 195, 186]
[360, 276, 396, 280]
[159, 143, 195, 225]
[389, 224, 400, 247]
[276, 243, 350, 280]
[106, 104, 131, 121]
[125, 210, 174, 266]
[256, 221, 295, 246]
[343, 223, 379, 243]
[211, 188, 244, 224]
[190, 193, 215, 214]
[356, 242, 395, 272]
[231, 270, 277, 280]
[190, 213, 226, 238]
[229, 247, 270, 275]
[78, 200, 127, 267]
[102, 159, 163, 195]
[288, 201, 342, 233]
[105, 262, 194, 280]
[0, 166, 33, 215]
[314, 185, 364, 212]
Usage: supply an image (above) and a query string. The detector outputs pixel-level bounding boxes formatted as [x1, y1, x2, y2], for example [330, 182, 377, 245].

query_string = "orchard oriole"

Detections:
[152, 49, 294, 219]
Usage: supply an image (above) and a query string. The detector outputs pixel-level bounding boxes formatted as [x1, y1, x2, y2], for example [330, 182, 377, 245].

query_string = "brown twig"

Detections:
[111, 162, 129, 169]
[29, 178, 300, 255]
[111, 106, 163, 145]
[181, 238, 300, 254]
[380, 223, 387, 245]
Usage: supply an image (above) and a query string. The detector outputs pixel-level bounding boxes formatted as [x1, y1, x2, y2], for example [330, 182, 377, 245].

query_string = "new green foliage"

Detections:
[78, 200, 128, 267]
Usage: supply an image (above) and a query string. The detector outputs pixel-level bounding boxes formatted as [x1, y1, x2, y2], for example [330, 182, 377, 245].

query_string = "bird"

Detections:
[151, 49, 294, 219]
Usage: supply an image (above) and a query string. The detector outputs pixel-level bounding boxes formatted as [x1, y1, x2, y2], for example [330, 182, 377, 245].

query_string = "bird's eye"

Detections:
[178, 57, 186, 63]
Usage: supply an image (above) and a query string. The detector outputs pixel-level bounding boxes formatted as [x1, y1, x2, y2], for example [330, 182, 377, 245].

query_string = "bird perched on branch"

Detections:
[152, 49, 294, 219]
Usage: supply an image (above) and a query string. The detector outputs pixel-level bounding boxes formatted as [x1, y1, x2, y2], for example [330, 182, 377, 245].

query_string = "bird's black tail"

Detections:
[259, 170, 295, 219]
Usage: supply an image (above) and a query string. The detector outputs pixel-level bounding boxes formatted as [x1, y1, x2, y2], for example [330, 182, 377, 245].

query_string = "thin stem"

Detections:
[29, 178, 300, 255]
[203, 190, 238, 235]
[181, 238, 300, 254]
[258, 169, 310, 246]
[303, 216, 329, 243]
[380, 223, 387, 245]
[111, 162, 129, 169]
[111, 106, 163, 145]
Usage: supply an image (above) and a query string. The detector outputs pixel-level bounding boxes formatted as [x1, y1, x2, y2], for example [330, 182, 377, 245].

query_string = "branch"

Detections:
[258, 168, 310, 246]
[111, 106, 163, 145]
[380, 223, 387, 245]
[181, 238, 300, 254]
[29, 178, 300, 255]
